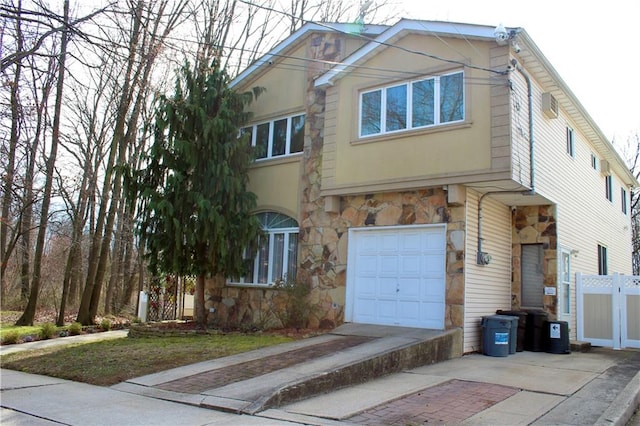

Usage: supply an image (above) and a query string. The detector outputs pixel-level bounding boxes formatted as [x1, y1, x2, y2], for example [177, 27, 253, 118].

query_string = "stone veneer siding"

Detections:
[511, 205, 558, 318]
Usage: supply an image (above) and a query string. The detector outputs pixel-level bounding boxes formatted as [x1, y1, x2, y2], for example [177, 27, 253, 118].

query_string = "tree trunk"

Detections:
[1, 0, 24, 302]
[16, 0, 69, 326]
[195, 274, 206, 325]
[77, 2, 144, 326]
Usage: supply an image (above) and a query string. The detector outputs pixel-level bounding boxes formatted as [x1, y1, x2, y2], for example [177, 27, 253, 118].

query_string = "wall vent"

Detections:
[541, 92, 559, 119]
[600, 159, 611, 175]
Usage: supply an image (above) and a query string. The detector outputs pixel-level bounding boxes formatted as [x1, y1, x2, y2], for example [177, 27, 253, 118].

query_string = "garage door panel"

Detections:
[378, 300, 397, 321]
[357, 255, 378, 277]
[380, 234, 399, 251]
[380, 255, 398, 275]
[398, 278, 420, 297]
[356, 298, 376, 319]
[400, 256, 421, 275]
[422, 278, 446, 298]
[397, 300, 420, 323]
[379, 278, 398, 297]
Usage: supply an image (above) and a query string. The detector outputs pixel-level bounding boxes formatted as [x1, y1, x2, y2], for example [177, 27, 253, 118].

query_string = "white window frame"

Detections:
[621, 187, 628, 214]
[358, 70, 465, 138]
[566, 126, 575, 157]
[243, 113, 305, 161]
[232, 212, 299, 286]
[605, 175, 613, 202]
[559, 248, 571, 319]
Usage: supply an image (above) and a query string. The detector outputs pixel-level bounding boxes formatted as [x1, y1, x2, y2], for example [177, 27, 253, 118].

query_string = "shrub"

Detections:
[39, 322, 57, 340]
[271, 277, 313, 330]
[100, 319, 111, 331]
[1, 331, 20, 345]
[67, 322, 83, 336]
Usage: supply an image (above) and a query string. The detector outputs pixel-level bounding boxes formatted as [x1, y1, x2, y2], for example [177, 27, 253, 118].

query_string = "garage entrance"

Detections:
[346, 225, 446, 329]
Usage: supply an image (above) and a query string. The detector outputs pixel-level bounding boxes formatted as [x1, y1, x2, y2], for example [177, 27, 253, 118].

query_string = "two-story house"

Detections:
[206, 19, 637, 353]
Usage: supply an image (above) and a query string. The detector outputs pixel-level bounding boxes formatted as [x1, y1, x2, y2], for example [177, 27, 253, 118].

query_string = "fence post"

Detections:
[576, 272, 584, 341]
[613, 273, 621, 350]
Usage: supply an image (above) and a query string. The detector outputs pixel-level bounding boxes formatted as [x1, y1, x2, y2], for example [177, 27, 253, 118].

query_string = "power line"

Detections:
[236, 0, 508, 76]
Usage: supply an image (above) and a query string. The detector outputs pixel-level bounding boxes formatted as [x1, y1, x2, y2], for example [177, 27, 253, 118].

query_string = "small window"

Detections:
[621, 188, 628, 214]
[591, 153, 598, 170]
[597, 244, 608, 275]
[605, 175, 613, 202]
[561, 251, 571, 315]
[566, 126, 574, 157]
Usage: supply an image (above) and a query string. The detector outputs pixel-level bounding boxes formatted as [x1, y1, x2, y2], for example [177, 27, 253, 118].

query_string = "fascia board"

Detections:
[229, 22, 387, 89]
[314, 19, 497, 88]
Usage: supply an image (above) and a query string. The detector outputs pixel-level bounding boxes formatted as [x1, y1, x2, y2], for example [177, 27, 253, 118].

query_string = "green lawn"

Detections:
[0, 332, 293, 385]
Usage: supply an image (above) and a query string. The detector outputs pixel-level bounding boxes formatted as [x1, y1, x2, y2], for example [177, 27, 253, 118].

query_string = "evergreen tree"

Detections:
[136, 60, 262, 324]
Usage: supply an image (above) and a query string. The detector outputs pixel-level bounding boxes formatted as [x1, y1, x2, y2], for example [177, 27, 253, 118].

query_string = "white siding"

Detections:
[464, 189, 512, 353]
[512, 72, 634, 337]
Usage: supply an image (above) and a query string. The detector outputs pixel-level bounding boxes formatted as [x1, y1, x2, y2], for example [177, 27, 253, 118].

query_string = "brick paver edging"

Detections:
[155, 335, 373, 394]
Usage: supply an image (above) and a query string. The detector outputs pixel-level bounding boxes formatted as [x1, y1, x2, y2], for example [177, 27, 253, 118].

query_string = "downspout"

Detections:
[477, 59, 535, 265]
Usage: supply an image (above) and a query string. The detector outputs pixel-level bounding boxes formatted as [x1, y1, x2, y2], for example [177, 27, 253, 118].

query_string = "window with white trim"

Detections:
[235, 212, 298, 286]
[605, 175, 613, 202]
[566, 126, 574, 157]
[242, 114, 305, 160]
[591, 153, 598, 170]
[359, 70, 464, 137]
[561, 250, 571, 315]
[621, 187, 628, 214]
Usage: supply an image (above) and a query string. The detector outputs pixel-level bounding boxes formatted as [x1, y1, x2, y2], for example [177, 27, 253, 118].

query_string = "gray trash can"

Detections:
[481, 315, 511, 357]
[495, 315, 519, 354]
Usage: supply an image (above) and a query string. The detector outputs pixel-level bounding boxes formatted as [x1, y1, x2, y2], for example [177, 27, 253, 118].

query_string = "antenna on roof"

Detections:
[358, 0, 373, 22]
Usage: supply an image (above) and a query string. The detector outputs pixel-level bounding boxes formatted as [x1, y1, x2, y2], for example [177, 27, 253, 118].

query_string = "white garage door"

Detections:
[346, 225, 446, 330]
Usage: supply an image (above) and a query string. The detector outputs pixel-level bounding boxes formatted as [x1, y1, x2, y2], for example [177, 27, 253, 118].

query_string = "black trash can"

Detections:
[545, 320, 570, 354]
[481, 315, 511, 357]
[524, 310, 548, 352]
[496, 310, 527, 352]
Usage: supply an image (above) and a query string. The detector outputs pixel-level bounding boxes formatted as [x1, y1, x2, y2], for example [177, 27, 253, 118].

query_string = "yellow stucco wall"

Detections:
[239, 43, 308, 121]
[248, 158, 302, 218]
[326, 34, 495, 191]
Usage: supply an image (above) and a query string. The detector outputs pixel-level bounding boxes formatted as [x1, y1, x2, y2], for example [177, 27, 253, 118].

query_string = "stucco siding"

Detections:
[322, 34, 500, 195]
[464, 189, 512, 353]
[248, 158, 302, 219]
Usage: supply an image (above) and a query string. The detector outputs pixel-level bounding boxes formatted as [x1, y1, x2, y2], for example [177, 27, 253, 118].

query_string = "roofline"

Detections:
[314, 19, 501, 88]
[516, 31, 639, 188]
[229, 22, 388, 89]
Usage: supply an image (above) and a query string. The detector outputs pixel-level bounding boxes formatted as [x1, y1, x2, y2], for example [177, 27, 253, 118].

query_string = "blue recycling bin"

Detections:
[481, 315, 512, 357]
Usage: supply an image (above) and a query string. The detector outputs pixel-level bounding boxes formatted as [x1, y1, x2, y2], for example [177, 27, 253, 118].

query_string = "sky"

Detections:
[396, 0, 639, 148]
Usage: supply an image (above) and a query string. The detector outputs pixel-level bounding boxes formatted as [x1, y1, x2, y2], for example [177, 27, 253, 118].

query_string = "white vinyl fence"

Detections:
[576, 273, 640, 349]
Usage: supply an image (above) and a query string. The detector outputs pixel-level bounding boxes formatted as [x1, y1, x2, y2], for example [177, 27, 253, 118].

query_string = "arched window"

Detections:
[235, 212, 299, 286]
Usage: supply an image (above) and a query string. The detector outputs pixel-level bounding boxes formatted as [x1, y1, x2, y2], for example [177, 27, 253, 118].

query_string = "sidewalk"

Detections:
[1, 326, 639, 425]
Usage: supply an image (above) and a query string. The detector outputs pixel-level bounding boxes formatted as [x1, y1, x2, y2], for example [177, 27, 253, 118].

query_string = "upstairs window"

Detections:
[605, 175, 613, 202]
[234, 212, 298, 286]
[621, 188, 628, 214]
[591, 153, 598, 170]
[242, 114, 305, 160]
[566, 127, 575, 157]
[359, 71, 464, 137]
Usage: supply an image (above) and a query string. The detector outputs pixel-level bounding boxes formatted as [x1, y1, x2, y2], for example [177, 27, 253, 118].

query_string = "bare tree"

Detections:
[15, 0, 69, 326]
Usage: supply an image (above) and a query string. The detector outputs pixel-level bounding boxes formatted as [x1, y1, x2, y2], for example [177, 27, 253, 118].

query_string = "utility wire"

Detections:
[237, 0, 509, 76]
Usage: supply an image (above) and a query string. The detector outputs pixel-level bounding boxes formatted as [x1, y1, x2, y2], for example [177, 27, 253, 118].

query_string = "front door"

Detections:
[521, 244, 544, 308]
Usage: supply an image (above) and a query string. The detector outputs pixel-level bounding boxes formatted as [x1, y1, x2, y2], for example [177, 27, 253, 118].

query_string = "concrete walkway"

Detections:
[1, 325, 639, 425]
